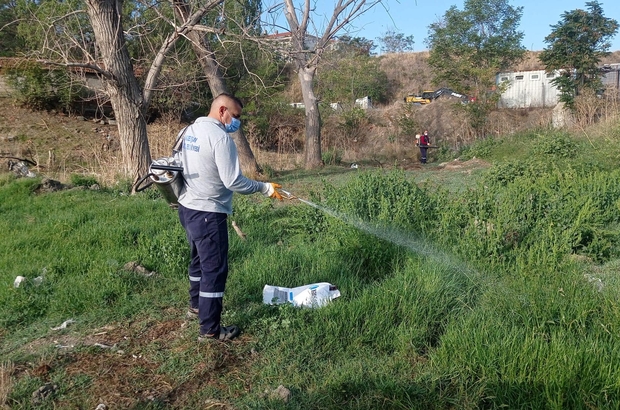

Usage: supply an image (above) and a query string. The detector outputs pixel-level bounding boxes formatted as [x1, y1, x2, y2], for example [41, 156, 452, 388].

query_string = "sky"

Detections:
[283, 0, 620, 53]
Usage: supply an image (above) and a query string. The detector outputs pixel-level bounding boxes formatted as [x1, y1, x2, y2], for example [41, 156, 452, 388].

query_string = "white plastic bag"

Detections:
[263, 282, 341, 308]
[14, 276, 26, 288]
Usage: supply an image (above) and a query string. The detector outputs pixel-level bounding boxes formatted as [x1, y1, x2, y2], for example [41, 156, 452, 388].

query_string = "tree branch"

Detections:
[36, 60, 114, 81]
[1, 156, 38, 166]
[142, 0, 225, 106]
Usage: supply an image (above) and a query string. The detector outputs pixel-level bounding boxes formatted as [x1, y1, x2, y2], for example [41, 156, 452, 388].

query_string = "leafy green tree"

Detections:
[0, 0, 24, 56]
[172, 0, 272, 177]
[317, 50, 388, 105]
[377, 29, 414, 53]
[539, 1, 619, 108]
[336, 35, 376, 56]
[426, 0, 525, 136]
[202, 0, 281, 101]
[317, 35, 385, 105]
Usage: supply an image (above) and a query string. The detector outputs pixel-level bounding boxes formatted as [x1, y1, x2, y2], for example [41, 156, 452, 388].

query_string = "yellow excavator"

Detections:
[404, 90, 435, 104]
[404, 88, 470, 105]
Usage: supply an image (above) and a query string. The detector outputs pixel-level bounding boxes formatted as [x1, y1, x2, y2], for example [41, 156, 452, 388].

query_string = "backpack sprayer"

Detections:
[135, 157, 184, 208]
[135, 127, 187, 208]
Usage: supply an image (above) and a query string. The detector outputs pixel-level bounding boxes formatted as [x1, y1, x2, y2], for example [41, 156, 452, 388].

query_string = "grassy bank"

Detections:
[3, 125, 620, 408]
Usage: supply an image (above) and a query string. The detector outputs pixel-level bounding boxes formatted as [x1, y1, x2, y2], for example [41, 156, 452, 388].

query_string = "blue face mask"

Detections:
[225, 117, 241, 133]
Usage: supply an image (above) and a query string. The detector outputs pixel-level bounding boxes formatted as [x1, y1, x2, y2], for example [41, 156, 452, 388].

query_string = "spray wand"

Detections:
[277, 189, 317, 208]
[277, 189, 297, 200]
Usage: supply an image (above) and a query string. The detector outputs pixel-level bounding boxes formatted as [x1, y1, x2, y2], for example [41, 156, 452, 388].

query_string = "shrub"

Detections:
[246, 102, 305, 152]
[260, 163, 275, 178]
[484, 159, 535, 186]
[396, 103, 420, 138]
[70, 174, 99, 188]
[459, 136, 499, 160]
[534, 132, 578, 158]
[322, 148, 342, 165]
[338, 107, 369, 143]
[7, 64, 85, 112]
[324, 170, 436, 234]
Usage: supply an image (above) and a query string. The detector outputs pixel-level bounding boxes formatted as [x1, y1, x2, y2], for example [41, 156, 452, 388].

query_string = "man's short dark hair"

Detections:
[216, 92, 244, 109]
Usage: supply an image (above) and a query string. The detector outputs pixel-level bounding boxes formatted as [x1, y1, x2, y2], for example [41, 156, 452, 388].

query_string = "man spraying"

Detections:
[176, 93, 282, 341]
[418, 130, 430, 164]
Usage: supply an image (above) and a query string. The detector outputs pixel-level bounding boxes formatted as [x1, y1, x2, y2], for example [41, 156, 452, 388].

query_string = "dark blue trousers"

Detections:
[420, 147, 428, 164]
[178, 205, 229, 335]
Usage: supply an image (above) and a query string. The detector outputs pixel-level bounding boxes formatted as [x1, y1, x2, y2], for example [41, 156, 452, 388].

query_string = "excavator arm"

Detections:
[405, 87, 470, 104]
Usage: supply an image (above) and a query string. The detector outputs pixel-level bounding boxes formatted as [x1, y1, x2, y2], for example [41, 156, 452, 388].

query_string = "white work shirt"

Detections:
[176, 117, 266, 214]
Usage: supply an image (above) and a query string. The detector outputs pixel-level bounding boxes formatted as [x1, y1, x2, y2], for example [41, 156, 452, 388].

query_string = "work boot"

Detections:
[198, 325, 241, 342]
[186, 307, 199, 319]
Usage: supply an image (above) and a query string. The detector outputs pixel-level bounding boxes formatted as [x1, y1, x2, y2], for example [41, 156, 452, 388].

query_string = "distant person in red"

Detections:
[418, 130, 430, 164]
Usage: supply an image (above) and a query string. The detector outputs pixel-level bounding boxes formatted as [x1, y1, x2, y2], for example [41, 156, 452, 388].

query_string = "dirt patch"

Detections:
[439, 158, 491, 170]
[0, 97, 121, 181]
[10, 315, 254, 408]
[63, 352, 170, 408]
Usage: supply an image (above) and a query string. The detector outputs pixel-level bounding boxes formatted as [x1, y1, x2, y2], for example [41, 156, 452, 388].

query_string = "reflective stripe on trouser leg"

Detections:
[188, 273, 201, 310]
[200, 291, 224, 298]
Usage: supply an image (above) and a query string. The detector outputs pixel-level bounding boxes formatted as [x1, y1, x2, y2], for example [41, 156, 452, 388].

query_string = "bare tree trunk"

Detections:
[173, 1, 260, 178]
[298, 67, 322, 168]
[278, 0, 385, 169]
[85, 0, 151, 189]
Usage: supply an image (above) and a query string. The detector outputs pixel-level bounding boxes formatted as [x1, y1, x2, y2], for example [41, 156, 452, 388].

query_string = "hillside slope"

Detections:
[379, 50, 620, 103]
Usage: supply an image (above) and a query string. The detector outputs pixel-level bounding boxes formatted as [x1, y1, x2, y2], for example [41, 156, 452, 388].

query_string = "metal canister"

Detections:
[149, 157, 184, 208]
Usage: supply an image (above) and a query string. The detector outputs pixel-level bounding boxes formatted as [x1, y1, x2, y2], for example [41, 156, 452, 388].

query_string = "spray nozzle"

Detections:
[277, 189, 297, 200]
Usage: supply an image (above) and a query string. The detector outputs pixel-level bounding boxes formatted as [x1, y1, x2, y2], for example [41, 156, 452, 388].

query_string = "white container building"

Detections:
[496, 70, 561, 108]
[497, 64, 620, 108]
[601, 64, 620, 93]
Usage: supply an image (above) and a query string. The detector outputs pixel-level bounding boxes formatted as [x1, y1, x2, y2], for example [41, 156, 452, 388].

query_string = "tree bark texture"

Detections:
[284, 0, 323, 169]
[298, 67, 323, 168]
[85, 0, 151, 189]
[173, 1, 260, 178]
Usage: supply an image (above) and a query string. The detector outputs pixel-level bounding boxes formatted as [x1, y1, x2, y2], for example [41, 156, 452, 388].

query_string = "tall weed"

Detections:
[323, 170, 437, 235]
[316, 155, 620, 407]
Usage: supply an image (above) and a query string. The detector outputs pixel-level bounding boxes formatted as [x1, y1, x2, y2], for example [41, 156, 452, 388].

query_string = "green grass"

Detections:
[3, 125, 620, 408]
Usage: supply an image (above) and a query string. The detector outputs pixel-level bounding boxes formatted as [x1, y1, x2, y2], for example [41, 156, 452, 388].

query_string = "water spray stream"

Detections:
[283, 190, 478, 281]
